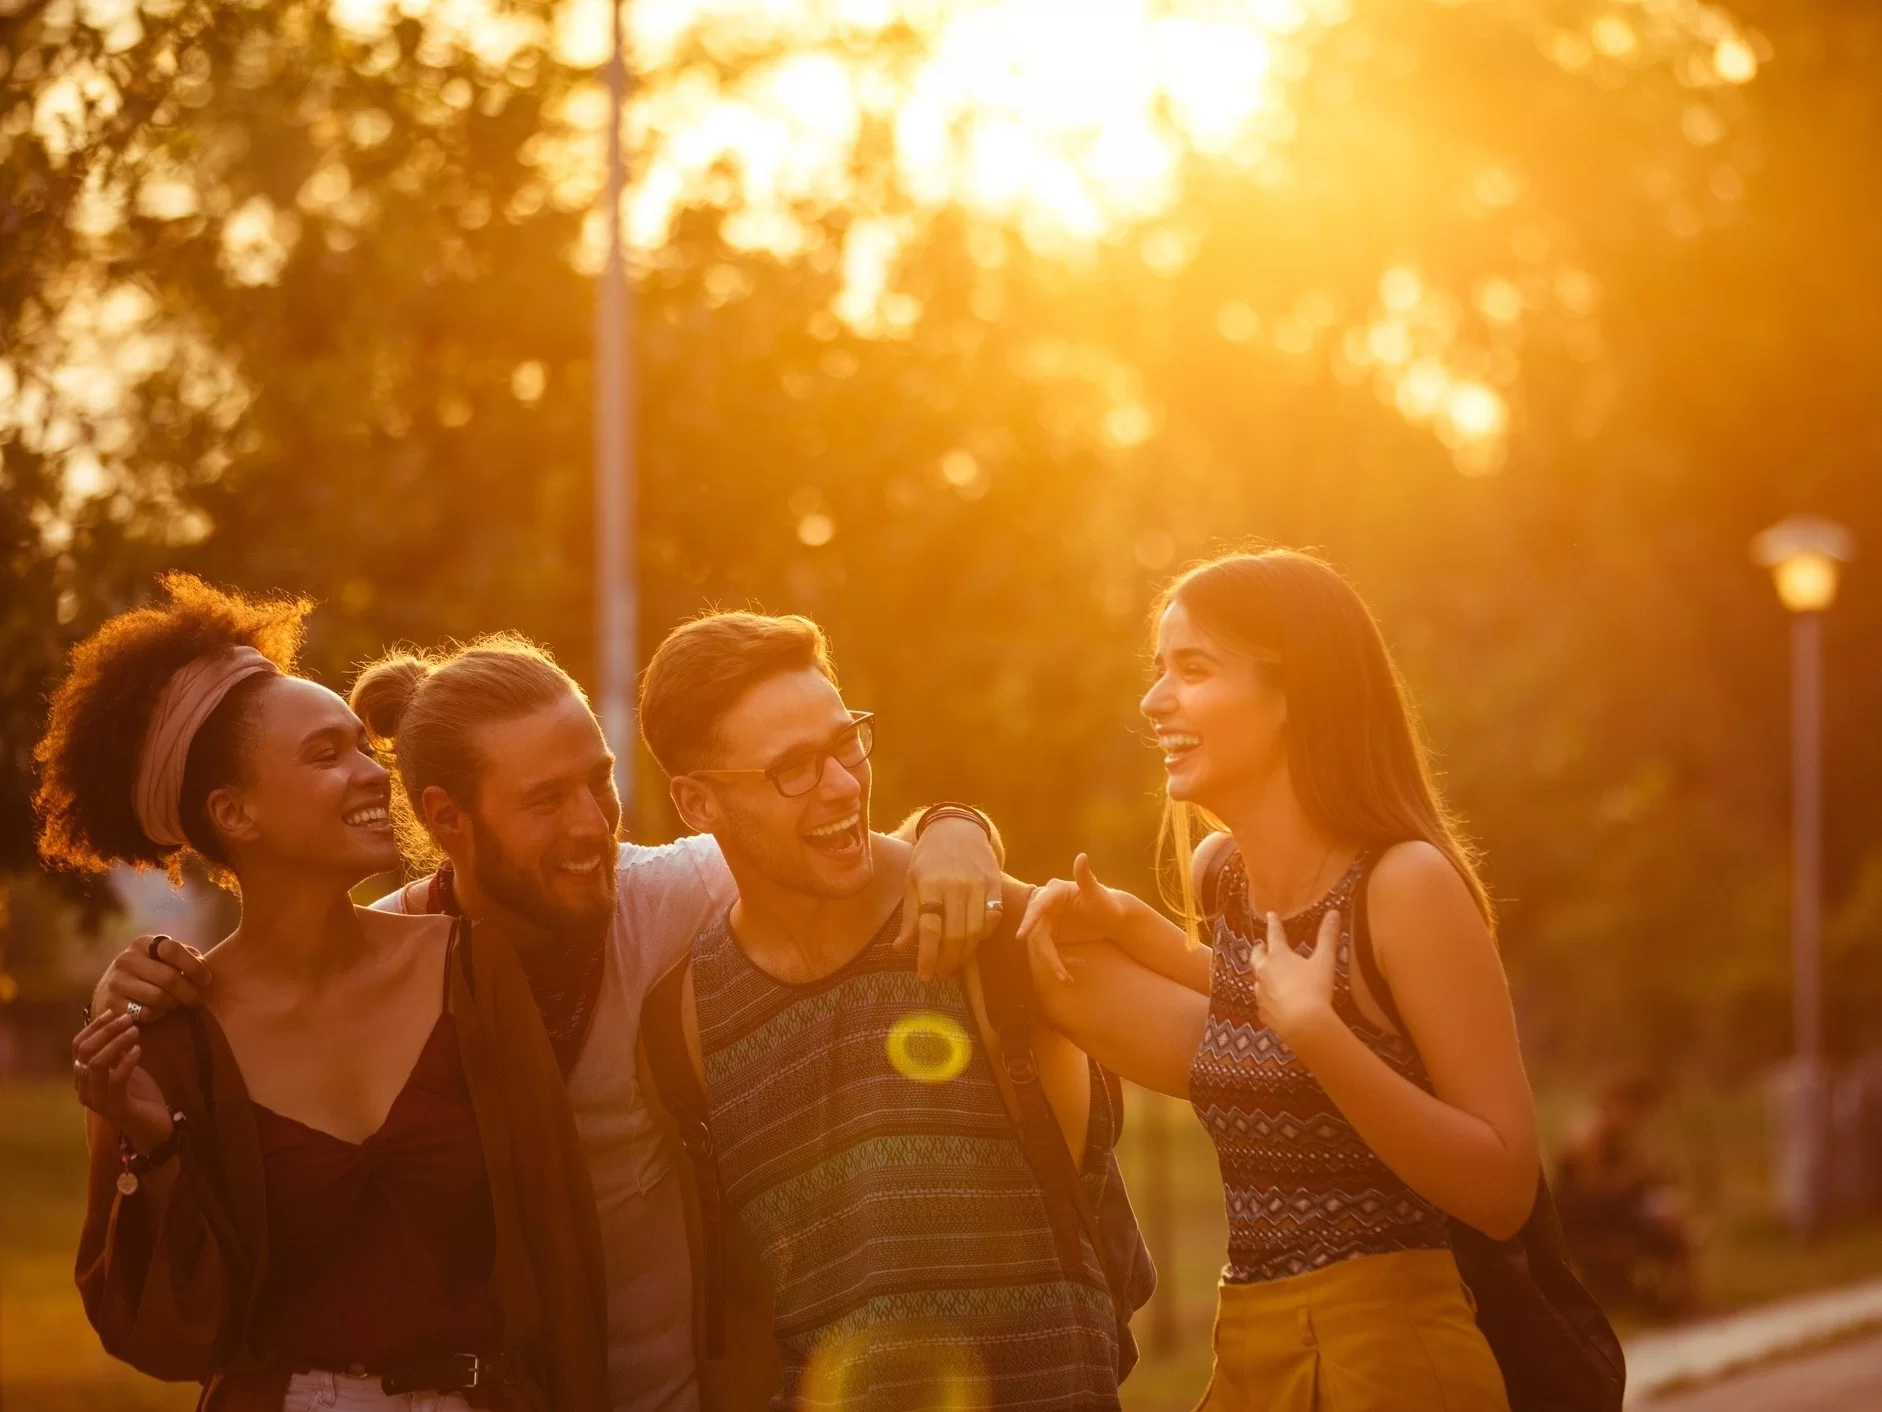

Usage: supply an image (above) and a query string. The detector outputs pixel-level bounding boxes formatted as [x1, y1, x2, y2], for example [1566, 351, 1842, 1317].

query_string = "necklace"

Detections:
[1242, 837, 1339, 920]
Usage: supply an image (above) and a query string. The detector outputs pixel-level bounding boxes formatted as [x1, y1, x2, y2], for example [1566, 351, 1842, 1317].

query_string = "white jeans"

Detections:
[283, 1370, 475, 1412]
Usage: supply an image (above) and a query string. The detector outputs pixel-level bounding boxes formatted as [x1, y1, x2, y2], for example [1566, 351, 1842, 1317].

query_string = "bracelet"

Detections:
[914, 803, 994, 845]
[116, 1112, 187, 1196]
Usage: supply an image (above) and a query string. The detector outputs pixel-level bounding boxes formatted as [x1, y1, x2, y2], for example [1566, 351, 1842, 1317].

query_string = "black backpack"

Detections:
[1203, 841, 1626, 1412]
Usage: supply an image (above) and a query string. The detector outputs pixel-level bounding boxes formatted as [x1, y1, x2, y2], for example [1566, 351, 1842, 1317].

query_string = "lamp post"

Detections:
[595, 0, 636, 827]
[1751, 514, 1854, 1237]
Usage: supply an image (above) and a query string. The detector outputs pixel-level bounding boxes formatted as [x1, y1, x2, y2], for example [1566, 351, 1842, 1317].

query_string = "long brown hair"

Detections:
[1154, 549, 1493, 931]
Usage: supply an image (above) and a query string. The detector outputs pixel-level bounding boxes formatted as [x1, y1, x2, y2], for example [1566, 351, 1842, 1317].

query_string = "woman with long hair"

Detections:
[42, 575, 606, 1412]
[1018, 549, 1535, 1410]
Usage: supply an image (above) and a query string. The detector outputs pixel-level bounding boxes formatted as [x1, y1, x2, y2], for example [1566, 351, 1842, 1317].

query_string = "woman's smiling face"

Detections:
[1139, 599, 1289, 811]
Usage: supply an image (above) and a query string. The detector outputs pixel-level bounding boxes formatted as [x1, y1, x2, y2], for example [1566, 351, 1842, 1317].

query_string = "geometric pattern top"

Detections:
[1189, 851, 1451, 1284]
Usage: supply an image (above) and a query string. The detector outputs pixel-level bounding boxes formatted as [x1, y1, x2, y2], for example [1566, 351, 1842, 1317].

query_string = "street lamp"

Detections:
[1751, 514, 1854, 1236]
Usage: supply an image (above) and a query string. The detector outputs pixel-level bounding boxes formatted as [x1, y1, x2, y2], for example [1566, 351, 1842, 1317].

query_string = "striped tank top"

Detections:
[691, 905, 1122, 1410]
[1190, 850, 1451, 1283]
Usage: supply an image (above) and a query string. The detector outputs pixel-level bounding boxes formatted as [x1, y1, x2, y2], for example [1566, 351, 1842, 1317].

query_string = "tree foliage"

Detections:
[4, 0, 1879, 1076]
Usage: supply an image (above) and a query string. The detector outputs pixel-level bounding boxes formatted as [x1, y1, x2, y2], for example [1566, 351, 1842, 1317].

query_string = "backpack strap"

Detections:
[1196, 832, 1240, 923]
[972, 881, 1133, 1351]
[641, 959, 729, 1357]
[1350, 847, 1407, 1038]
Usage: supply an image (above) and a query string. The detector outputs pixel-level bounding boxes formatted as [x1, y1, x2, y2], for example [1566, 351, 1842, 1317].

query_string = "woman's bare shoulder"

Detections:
[1189, 828, 1236, 888]
[356, 905, 457, 963]
[1366, 841, 1488, 953]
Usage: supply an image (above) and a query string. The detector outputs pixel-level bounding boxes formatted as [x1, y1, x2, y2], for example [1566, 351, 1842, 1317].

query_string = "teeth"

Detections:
[1159, 734, 1201, 751]
[556, 858, 603, 874]
[806, 812, 860, 839]
[344, 806, 389, 826]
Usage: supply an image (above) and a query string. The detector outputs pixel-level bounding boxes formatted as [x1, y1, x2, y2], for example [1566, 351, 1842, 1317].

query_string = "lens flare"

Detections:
[886, 1010, 973, 1084]
[801, 1327, 989, 1410]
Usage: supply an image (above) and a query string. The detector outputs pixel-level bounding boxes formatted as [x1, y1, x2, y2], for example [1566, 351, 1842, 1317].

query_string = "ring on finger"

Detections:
[73, 1059, 89, 1080]
[124, 1000, 146, 1021]
[985, 898, 1004, 913]
[918, 902, 945, 919]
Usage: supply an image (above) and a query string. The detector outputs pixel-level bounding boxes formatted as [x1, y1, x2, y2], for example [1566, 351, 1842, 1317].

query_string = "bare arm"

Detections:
[1027, 939, 1209, 1101]
[1261, 843, 1539, 1238]
[1016, 855, 1212, 996]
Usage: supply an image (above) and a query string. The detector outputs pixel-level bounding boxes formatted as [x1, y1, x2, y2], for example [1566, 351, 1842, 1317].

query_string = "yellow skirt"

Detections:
[1196, 1248, 1510, 1412]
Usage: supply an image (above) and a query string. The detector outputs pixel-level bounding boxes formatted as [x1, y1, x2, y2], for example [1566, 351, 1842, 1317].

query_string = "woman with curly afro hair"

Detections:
[43, 574, 606, 1412]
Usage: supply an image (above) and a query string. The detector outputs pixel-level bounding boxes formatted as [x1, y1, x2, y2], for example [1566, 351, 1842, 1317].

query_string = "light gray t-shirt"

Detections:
[373, 834, 735, 1412]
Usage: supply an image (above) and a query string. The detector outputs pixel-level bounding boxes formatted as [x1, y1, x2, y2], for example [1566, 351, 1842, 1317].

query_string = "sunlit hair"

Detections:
[350, 634, 583, 870]
[1153, 549, 1493, 935]
[639, 611, 835, 776]
[34, 573, 310, 882]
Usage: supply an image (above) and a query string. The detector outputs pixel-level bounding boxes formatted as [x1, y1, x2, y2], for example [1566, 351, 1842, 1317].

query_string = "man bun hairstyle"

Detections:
[350, 653, 432, 744]
[638, 610, 835, 776]
[35, 573, 310, 876]
[349, 634, 583, 868]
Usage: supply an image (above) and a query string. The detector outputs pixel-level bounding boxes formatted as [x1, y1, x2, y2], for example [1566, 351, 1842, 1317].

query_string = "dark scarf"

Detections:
[428, 860, 607, 1077]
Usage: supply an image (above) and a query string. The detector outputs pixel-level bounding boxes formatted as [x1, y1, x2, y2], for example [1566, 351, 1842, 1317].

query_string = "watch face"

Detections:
[117, 1170, 140, 1196]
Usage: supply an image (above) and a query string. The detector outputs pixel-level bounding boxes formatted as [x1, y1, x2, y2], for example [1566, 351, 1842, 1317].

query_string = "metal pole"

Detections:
[595, 0, 636, 829]
[1790, 609, 1825, 1232]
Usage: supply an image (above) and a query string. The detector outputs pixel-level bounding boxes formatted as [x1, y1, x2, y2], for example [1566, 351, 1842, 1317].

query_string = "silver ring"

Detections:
[985, 898, 1004, 912]
[124, 1001, 145, 1020]
[74, 1059, 89, 1080]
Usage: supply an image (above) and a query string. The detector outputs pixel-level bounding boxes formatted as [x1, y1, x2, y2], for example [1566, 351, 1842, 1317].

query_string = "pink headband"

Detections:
[132, 645, 278, 849]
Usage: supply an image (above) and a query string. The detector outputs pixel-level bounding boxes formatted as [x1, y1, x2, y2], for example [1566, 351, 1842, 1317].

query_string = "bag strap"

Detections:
[641, 959, 729, 1358]
[972, 883, 1132, 1343]
[1196, 833, 1239, 922]
[1348, 848, 1408, 1038]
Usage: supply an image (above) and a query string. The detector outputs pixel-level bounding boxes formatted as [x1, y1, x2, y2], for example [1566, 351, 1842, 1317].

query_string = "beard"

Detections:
[468, 812, 618, 935]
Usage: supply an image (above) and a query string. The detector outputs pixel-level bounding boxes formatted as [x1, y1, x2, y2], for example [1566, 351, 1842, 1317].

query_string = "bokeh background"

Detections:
[4, 0, 1882, 1406]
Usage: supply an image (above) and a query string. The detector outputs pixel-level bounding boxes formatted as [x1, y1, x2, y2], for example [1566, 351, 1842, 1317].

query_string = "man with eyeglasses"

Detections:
[85, 630, 1007, 1412]
[635, 610, 1145, 1411]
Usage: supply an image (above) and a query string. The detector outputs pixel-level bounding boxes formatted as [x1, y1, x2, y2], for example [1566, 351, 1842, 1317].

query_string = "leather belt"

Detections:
[312, 1349, 531, 1396]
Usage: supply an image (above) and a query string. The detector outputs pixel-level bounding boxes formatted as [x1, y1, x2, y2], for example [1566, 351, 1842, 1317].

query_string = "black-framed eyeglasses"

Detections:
[688, 712, 875, 799]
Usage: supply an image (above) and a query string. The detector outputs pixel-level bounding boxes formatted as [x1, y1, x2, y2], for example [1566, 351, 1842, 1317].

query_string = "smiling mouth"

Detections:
[1157, 731, 1201, 766]
[550, 853, 610, 882]
[343, 805, 391, 829]
[803, 811, 864, 857]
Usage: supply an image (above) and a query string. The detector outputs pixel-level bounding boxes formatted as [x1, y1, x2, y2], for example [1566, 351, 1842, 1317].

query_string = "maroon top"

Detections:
[250, 1011, 501, 1368]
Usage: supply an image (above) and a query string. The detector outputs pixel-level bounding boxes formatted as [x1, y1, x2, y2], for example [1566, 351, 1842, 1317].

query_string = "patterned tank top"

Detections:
[1190, 850, 1451, 1283]
[691, 905, 1122, 1410]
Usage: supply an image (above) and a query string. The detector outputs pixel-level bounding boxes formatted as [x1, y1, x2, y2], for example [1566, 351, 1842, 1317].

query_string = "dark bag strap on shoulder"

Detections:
[641, 959, 730, 1358]
[972, 883, 1139, 1365]
[1196, 832, 1239, 924]
[1349, 845, 1626, 1412]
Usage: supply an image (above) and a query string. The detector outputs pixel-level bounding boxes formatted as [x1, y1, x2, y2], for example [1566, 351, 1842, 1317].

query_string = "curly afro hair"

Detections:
[34, 573, 312, 876]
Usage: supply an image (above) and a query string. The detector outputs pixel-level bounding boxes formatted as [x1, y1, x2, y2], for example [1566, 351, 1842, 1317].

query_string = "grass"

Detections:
[4, 1079, 1880, 1412]
[0, 1083, 197, 1412]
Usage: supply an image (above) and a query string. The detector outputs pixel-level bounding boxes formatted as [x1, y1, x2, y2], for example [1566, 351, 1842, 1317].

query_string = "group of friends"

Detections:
[45, 548, 1555, 1411]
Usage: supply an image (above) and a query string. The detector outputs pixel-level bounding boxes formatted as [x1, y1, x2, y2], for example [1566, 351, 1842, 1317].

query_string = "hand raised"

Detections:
[1252, 908, 1342, 1051]
[1016, 854, 1131, 983]
[71, 1012, 173, 1151]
